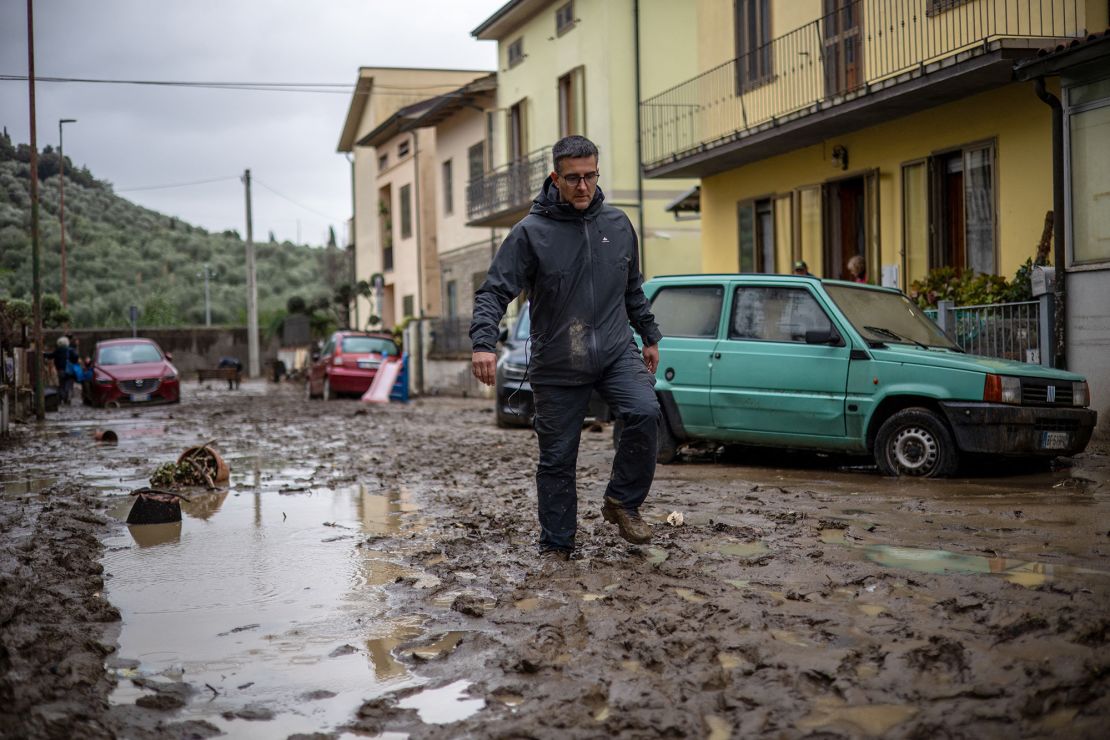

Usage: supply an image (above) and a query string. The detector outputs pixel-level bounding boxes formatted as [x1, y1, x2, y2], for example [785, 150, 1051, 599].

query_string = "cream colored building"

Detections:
[468, 0, 702, 278]
[337, 67, 489, 328]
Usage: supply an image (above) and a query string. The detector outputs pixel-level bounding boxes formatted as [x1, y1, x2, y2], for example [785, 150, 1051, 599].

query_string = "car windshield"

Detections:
[341, 336, 397, 355]
[824, 285, 959, 350]
[98, 343, 163, 365]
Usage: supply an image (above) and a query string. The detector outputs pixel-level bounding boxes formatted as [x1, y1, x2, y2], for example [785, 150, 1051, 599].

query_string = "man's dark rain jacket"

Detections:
[470, 177, 662, 386]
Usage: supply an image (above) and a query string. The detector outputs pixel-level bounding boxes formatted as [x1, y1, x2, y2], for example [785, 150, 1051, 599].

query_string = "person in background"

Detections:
[46, 336, 72, 404]
[792, 260, 814, 277]
[847, 254, 868, 283]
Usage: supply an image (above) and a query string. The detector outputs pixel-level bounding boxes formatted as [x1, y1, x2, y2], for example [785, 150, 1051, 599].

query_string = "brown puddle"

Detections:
[103, 481, 436, 735]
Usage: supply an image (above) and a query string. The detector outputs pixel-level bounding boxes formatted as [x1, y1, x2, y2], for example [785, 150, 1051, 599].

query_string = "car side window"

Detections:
[650, 286, 725, 338]
[729, 287, 833, 343]
[322, 339, 335, 356]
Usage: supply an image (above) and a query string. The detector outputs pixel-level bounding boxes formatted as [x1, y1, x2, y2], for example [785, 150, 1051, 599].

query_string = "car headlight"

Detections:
[983, 374, 1020, 404]
[1074, 381, 1090, 407]
[501, 361, 527, 380]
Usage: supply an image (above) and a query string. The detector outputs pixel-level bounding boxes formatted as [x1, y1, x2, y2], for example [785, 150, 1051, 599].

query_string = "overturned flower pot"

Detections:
[126, 488, 188, 525]
[177, 442, 230, 487]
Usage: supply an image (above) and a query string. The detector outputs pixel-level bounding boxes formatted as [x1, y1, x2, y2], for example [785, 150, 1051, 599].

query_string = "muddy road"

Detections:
[1, 382, 1108, 738]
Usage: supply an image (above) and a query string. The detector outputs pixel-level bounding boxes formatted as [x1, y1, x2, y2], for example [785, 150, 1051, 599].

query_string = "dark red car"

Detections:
[83, 338, 180, 407]
[306, 331, 399, 400]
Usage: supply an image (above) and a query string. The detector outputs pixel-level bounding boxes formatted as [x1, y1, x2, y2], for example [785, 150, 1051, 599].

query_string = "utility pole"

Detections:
[242, 169, 260, 378]
[27, 0, 44, 421]
[198, 263, 213, 326]
[58, 117, 76, 307]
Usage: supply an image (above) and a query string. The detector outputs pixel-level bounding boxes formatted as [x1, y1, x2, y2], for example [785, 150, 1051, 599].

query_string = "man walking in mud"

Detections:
[470, 135, 662, 563]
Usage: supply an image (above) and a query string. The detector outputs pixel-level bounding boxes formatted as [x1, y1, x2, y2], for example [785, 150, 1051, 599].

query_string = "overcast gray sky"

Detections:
[1, 0, 502, 245]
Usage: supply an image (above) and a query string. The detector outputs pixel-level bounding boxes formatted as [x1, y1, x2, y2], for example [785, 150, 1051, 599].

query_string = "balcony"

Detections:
[466, 147, 551, 227]
[641, 0, 1086, 178]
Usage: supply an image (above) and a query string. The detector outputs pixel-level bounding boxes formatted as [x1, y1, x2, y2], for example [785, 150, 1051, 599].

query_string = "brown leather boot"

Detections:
[539, 549, 570, 563]
[601, 498, 652, 544]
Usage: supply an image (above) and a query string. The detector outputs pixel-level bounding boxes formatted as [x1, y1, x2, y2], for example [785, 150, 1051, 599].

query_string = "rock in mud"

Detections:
[221, 704, 274, 721]
[451, 594, 489, 617]
[136, 692, 186, 711]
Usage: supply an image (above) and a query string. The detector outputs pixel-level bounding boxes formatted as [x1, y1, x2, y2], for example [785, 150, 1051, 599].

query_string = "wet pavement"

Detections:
[1, 381, 1108, 738]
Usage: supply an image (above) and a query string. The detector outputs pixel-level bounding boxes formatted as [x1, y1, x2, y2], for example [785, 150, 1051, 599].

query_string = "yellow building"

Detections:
[469, 0, 703, 278]
[337, 67, 490, 328]
[643, 0, 1107, 289]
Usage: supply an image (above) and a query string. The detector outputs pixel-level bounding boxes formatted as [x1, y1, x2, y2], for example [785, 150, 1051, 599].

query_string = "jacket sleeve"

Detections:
[624, 225, 662, 346]
[470, 224, 533, 353]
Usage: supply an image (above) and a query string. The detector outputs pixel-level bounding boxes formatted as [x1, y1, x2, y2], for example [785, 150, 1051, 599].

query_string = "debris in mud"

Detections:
[94, 429, 119, 444]
[666, 511, 685, 527]
[149, 442, 229, 489]
[222, 704, 275, 721]
[451, 594, 489, 617]
[905, 636, 969, 675]
[301, 689, 337, 701]
[329, 644, 358, 657]
[126, 488, 187, 525]
[217, 623, 260, 636]
[135, 692, 186, 711]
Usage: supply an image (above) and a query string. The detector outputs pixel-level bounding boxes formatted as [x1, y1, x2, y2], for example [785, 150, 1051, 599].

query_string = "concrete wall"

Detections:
[45, 327, 281, 377]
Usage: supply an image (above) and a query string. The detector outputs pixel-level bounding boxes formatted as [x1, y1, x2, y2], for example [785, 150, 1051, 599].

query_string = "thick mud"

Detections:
[1, 383, 1108, 738]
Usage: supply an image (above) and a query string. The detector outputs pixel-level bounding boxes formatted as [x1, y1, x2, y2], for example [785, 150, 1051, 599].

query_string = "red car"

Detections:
[84, 338, 181, 407]
[306, 331, 399, 400]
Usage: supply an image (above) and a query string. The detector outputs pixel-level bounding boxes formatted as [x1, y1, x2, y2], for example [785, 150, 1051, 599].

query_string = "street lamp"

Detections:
[197, 263, 217, 326]
[58, 117, 77, 308]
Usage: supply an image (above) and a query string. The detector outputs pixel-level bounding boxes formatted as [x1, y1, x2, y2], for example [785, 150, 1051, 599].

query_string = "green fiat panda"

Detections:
[642, 275, 1096, 477]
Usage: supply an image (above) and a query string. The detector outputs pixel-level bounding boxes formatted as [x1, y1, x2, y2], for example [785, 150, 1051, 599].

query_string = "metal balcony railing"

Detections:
[641, 0, 1083, 170]
[466, 147, 551, 222]
[927, 299, 1041, 362]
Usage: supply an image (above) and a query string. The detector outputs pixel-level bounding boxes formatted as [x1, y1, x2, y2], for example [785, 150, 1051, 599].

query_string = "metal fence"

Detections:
[426, 316, 472, 358]
[640, 0, 1083, 169]
[466, 147, 551, 222]
[929, 300, 1041, 362]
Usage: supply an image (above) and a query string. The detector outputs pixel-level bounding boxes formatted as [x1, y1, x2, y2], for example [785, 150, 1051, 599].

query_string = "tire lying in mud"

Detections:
[874, 407, 959, 477]
[612, 414, 679, 465]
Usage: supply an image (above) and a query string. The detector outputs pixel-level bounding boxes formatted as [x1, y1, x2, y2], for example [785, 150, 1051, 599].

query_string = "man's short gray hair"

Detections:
[552, 135, 599, 173]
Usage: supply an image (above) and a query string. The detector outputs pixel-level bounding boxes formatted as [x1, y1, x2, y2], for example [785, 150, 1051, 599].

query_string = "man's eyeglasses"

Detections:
[560, 171, 600, 187]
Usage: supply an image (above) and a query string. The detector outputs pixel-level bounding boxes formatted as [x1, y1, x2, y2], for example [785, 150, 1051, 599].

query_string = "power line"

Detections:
[116, 174, 240, 192]
[0, 74, 482, 96]
[254, 179, 342, 223]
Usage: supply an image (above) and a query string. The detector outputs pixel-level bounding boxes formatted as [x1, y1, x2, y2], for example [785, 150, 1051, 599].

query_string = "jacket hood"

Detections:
[529, 175, 605, 220]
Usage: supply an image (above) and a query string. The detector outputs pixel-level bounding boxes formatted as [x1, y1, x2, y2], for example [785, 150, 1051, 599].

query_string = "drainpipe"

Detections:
[345, 152, 358, 329]
[633, 0, 647, 277]
[1034, 78, 1066, 369]
[410, 130, 425, 394]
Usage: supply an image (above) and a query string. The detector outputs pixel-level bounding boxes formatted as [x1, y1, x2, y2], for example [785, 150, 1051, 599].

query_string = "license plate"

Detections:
[357, 360, 378, 369]
[130, 393, 150, 403]
[1040, 431, 1070, 449]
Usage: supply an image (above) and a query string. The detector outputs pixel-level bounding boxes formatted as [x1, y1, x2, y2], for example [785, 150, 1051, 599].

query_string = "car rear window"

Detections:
[650, 286, 724, 338]
[341, 336, 397, 355]
[98, 343, 163, 365]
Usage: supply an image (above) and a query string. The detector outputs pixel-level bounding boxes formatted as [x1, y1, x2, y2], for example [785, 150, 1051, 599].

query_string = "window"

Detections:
[379, 187, 393, 271]
[929, 142, 996, 274]
[402, 294, 415, 318]
[556, 2, 575, 35]
[398, 140, 410, 158]
[507, 38, 524, 68]
[902, 161, 928, 287]
[558, 67, 586, 137]
[399, 184, 412, 239]
[823, 0, 862, 96]
[508, 100, 527, 162]
[468, 141, 486, 182]
[442, 159, 453, 215]
[341, 336, 398, 355]
[650, 286, 724, 338]
[738, 198, 775, 273]
[378, 152, 388, 170]
[1069, 90, 1110, 264]
[735, 0, 772, 92]
[445, 280, 458, 319]
[729, 287, 833, 343]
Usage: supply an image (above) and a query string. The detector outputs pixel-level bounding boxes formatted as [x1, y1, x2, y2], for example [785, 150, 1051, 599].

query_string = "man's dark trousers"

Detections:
[531, 348, 660, 552]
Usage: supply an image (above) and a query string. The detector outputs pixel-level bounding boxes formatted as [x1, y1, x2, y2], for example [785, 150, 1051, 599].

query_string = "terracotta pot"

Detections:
[177, 444, 230, 485]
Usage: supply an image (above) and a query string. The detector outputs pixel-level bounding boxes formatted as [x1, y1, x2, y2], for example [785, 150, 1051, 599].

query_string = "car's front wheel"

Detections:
[874, 407, 959, 477]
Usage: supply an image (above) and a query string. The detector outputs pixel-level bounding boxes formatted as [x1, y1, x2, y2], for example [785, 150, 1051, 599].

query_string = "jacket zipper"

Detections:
[583, 218, 600, 374]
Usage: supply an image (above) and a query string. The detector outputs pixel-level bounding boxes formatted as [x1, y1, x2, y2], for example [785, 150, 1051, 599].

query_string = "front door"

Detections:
[823, 0, 862, 97]
[823, 176, 865, 280]
[711, 283, 850, 438]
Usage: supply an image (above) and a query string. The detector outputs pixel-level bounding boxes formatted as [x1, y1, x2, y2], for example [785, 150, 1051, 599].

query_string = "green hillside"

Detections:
[0, 130, 348, 330]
